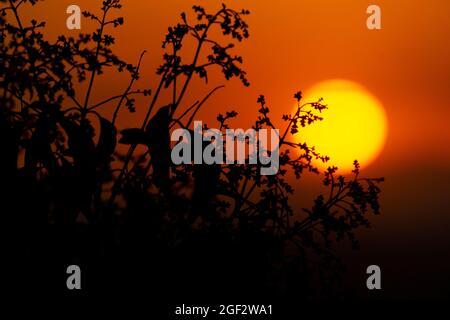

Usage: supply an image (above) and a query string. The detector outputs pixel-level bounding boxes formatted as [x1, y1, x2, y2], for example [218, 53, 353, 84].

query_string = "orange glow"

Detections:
[295, 80, 388, 173]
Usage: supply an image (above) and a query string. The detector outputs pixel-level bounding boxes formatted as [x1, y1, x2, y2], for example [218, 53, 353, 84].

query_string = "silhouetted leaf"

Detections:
[96, 115, 117, 161]
[145, 105, 170, 187]
[119, 128, 147, 145]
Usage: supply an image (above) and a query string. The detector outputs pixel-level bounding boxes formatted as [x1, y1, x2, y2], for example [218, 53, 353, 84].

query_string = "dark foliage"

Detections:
[0, 0, 383, 302]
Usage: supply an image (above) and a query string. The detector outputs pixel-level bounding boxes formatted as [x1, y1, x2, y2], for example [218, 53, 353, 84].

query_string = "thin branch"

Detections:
[8, 0, 23, 30]
[170, 9, 223, 118]
[88, 90, 142, 112]
[112, 50, 147, 124]
[170, 100, 199, 129]
[82, 9, 107, 118]
[186, 85, 225, 128]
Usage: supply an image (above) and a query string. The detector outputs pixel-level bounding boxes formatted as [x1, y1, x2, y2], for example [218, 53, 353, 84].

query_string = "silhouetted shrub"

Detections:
[0, 0, 383, 300]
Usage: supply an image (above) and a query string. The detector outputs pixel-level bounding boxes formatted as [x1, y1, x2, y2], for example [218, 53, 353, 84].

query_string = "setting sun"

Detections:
[296, 80, 388, 173]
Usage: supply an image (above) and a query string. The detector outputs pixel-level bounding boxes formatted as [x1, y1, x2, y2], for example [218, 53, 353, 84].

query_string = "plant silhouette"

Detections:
[0, 0, 383, 303]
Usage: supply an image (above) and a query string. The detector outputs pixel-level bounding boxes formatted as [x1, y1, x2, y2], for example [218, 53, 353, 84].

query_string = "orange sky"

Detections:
[16, 0, 450, 298]
[22, 0, 450, 173]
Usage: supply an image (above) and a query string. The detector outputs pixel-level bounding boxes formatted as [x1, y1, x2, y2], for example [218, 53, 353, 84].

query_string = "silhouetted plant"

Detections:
[0, 0, 383, 300]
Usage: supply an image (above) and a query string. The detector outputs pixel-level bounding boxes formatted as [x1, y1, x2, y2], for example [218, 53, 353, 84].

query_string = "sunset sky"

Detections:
[21, 0, 450, 298]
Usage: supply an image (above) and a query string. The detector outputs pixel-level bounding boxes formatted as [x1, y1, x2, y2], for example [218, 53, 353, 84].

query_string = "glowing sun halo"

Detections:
[295, 80, 388, 173]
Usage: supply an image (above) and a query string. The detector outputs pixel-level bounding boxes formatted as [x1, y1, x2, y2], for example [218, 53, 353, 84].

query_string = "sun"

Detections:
[294, 79, 388, 173]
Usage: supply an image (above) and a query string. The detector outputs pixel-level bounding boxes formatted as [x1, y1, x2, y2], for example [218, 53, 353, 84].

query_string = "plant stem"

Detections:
[82, 9, 107, 118]
[111, 50, 146, 124]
